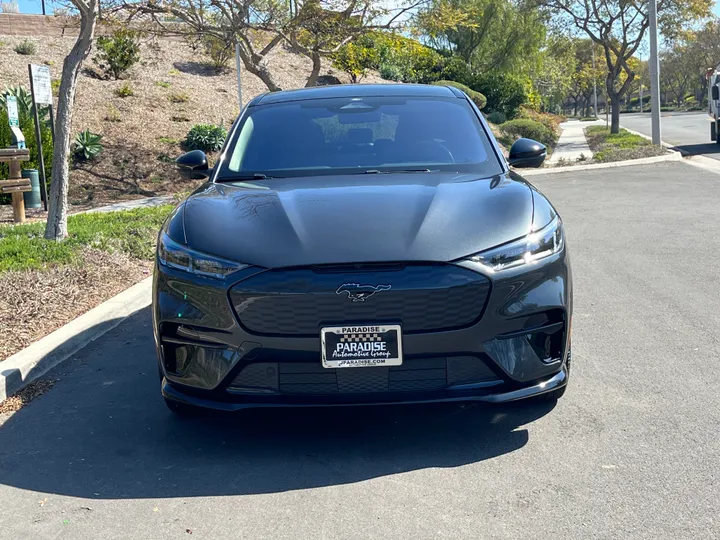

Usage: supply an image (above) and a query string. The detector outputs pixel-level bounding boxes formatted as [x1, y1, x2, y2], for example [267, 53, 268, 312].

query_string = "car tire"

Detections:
[533, 347, 571, 403]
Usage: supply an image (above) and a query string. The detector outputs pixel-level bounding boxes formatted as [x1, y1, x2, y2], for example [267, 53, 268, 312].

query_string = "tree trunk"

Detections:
[44, 0, 97, 241]
[304, 51, 322, 88]
[573, 98, 578, 117]
[610, 93, 621, 134]
[242, 60, 282, 92]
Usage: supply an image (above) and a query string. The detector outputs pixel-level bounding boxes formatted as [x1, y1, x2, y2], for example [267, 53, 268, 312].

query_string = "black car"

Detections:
[153, 84, 572, 413]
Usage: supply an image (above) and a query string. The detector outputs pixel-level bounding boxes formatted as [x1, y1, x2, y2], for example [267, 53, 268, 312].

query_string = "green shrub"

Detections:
[471, 72, 527, 119]
[73, 129, 103, 161]
[115, 83, 134, 98]
[435, 55, 473, 86]
[104, 105, 121, 123]
[94, 29, 141, 80]
[14, 39, 37, 55]
[486, 111, 507, 125]
[168, 91, 189, 103]
[185, 124, 227, 152]
[499, 119, 556, 148]
[332, 41, 381, 83]
[156, 81, 171, 88]
[432, 80, 486, 110]
[368, 32, 444, 84]
[201, 35, 233, 71]
[334, 32, 472, 86]
[517, 107, 564, 135]
[51, 78, 61, 96]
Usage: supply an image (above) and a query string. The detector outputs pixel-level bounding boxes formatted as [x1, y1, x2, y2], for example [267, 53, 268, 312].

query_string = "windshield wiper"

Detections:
[362, 168, 434, 174]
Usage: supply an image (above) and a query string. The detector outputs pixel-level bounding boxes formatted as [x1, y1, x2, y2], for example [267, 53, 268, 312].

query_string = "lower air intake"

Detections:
[228, 357, 499, 395]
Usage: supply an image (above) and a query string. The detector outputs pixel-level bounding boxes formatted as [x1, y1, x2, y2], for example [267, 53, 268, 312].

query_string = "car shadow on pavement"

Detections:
[0, 307, 555, 500]
[671, 143, 720, 157]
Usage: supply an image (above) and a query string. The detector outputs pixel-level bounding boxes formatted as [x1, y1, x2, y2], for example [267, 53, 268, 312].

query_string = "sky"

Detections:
[10, 0, 720, 18]
[13, 0, 57, 15]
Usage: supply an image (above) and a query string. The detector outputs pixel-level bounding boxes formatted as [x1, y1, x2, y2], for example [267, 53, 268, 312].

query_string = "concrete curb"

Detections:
[683, 154, 720, 174]
[620, 127, 680, 152]
[0, 277, 153, 403]
[521, 151, 683, 176]
[82, 196, 175, 214]
[599, 126, 720, 175]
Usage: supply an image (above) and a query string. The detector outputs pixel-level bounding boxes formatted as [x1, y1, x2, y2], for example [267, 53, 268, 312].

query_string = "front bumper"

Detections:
[153, 251, 572, 410]
[161, 366, 568, 411]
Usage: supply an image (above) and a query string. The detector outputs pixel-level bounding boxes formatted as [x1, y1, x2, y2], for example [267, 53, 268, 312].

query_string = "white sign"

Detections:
[6, 95, 19, 127]
[30, 64, 53, 105]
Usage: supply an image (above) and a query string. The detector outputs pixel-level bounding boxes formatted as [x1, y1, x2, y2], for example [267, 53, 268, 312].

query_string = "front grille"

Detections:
[228, 357, 499, 395]
[229, 264, 490, 336]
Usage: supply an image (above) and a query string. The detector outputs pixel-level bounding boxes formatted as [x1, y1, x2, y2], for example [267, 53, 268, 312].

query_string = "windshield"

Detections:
[218, 96, 503, 179]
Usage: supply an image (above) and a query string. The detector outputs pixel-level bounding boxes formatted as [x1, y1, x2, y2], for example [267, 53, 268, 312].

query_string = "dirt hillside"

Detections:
[0, 34, 385, 210]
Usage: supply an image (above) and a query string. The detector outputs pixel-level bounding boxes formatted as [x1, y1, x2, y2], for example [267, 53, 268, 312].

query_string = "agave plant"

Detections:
[0, 85, 50, 128]
[73, 129, 103, 161]
[0, 85, 34, 116]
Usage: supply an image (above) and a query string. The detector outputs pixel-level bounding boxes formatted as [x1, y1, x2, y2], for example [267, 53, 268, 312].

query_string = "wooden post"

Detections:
[9, 159, 26, 223]
[0, 148, 32, 224]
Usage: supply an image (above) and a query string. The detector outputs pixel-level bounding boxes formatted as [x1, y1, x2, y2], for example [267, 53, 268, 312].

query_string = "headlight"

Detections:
[465, 217, 564, 273]
[158, 232, 248, 279]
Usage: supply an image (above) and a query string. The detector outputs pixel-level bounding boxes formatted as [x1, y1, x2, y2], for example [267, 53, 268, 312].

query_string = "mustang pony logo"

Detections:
[336, 283, 391, 302]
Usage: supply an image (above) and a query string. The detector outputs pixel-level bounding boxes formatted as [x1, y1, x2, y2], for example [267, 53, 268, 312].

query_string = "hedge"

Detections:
[499, 119, 557, 148]
[432, 80, 487, 110]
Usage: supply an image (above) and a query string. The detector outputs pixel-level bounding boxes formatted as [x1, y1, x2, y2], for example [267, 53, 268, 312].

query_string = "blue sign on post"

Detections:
[6, 95, 19, 127]
[6, 95, 26, 150]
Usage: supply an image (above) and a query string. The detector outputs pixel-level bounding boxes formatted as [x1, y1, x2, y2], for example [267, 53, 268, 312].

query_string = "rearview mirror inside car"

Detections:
[176, 150, 210, 180]
[508, 138, 547, 169]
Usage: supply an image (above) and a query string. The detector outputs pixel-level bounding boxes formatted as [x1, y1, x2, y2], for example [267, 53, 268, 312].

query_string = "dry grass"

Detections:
[0, 379, 56, 414]
[0, 248, 150, 360]
[0, 34, 386, 210]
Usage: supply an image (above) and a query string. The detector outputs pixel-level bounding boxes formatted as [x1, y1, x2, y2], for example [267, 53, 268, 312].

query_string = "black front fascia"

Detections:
[152, 250, 571, 404]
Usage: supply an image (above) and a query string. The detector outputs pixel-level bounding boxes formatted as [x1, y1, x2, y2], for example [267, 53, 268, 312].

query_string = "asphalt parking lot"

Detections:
[1, 161, 718, 540]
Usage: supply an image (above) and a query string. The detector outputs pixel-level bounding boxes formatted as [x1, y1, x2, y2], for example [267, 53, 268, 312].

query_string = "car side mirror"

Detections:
[508, 138, 547, 169]
[713, 85, 719, 101]
[176, 150, 210, 180]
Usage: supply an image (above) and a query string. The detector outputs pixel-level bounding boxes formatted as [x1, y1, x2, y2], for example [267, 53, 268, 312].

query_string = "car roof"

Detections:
[250, 83, 463, 106]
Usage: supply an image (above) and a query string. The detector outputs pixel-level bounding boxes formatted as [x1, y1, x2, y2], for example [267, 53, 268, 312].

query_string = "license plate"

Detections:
[321, 324, 403, 368]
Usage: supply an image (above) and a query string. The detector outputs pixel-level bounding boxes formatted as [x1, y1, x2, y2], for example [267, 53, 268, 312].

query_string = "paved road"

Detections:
[1, 161, 719, 539]
[620, 111, 720, 159]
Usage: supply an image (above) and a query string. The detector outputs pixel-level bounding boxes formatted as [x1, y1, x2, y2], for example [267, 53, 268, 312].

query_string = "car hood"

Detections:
[182, 172, 533, 268]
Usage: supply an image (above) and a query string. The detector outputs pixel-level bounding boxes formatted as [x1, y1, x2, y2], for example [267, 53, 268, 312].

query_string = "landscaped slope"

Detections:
[0, 34, 382, 212]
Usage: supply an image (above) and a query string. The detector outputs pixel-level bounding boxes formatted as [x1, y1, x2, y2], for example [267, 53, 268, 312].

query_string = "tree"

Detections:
[670, 20, 720, 104]
[45, 0, 99, 240]
[542, 0, 711, 133]
[661, 47, 695, 106]
[567, 39, 604, 116]
[529, 33, 576, 112]
[415, 0, 546, 74]
[133, 0, 417, 91]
